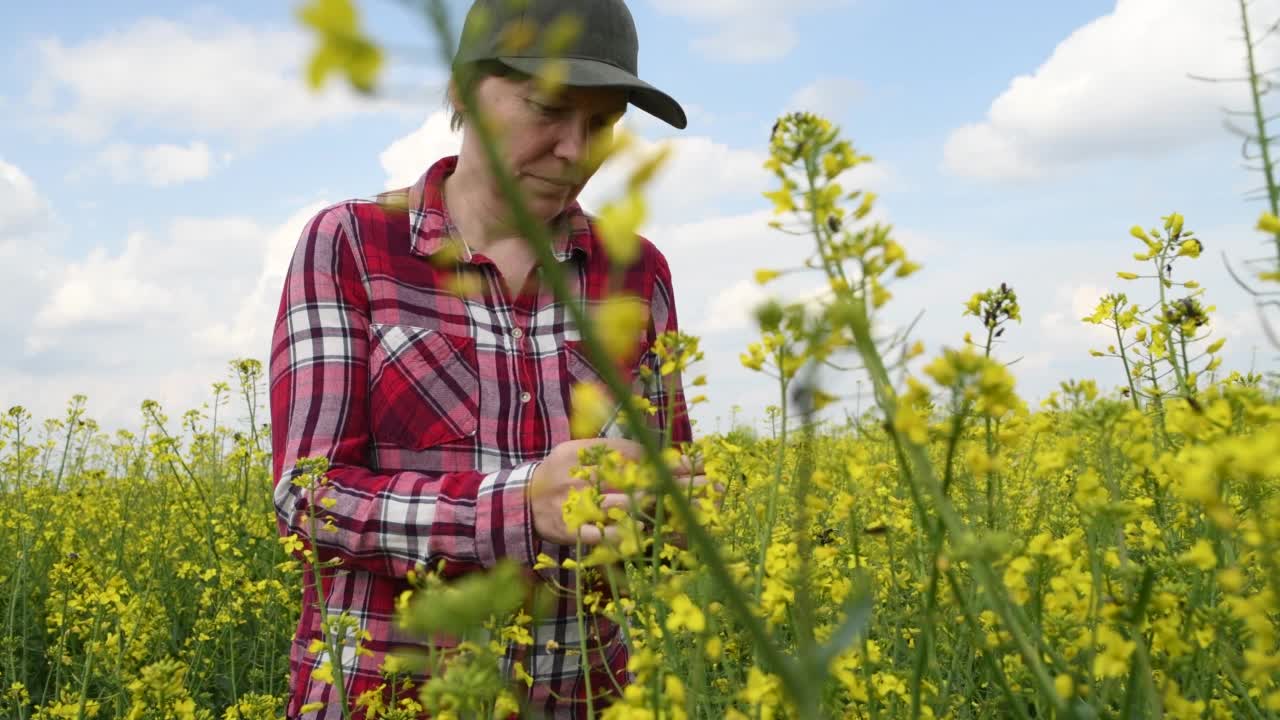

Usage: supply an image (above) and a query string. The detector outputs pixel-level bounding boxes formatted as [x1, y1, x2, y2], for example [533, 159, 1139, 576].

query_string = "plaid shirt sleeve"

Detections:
[269, 206, 539, 580]
[644, 248, 694, 446]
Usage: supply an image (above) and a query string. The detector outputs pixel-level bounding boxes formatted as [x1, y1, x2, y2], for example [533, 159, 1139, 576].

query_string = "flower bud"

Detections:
[1257, 212, 1280, 235]
[754, 269, 781, 285]
[753, 300, 784, 333]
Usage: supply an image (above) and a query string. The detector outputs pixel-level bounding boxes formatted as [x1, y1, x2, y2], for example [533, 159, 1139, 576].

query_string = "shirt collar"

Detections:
[399, 155, 594, 263]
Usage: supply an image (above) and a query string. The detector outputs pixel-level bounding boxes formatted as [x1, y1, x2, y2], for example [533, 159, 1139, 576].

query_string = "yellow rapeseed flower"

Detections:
[754, 268, 782, 285]
[1256, 211, 1280, 234]
[597, 191, 646, 266]
[1093, 626, 1135, 679]
[1179, 539, 1217, 572]
[665, 593, 706, 634]
[561, 486, 605, 533]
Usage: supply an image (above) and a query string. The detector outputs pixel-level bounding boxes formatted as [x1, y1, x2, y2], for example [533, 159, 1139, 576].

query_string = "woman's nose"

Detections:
[554, 118, 591, 165]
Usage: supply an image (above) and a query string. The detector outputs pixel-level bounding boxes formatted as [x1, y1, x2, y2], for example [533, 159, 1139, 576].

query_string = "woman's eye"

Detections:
[527, 99, 563, 116]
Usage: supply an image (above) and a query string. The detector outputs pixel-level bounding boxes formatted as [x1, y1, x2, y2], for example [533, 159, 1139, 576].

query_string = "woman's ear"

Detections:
[446, 78, 469, 132]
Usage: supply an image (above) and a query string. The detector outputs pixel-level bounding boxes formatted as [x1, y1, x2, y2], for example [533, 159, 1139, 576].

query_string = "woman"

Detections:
[269, 0, 694, 717]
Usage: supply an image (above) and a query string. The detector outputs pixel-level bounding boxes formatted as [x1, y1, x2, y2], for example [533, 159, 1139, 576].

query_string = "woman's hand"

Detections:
[528, 438, 705, 546]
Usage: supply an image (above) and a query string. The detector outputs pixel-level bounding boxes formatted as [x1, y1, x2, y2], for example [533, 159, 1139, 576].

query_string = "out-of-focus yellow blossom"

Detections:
[665, 593, 706, 634]
[1179, 539, 1217, 571]
[1093, 626, 1136, 679]
[562, 485, 605, 532]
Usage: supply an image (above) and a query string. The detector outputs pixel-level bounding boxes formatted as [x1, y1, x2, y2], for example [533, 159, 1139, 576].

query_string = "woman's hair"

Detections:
[446, 60, 530, 132]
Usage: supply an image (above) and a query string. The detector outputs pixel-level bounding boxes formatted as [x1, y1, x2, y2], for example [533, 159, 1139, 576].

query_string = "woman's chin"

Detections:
[520, 191, 570, 223]
[514, 175, 576, 217]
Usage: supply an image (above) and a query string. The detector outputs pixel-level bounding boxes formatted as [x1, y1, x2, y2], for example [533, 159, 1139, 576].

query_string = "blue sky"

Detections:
[2, 0, 1277, 434]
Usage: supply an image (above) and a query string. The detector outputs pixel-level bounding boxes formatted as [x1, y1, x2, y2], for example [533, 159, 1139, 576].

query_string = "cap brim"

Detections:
[497, 56, 687, 130]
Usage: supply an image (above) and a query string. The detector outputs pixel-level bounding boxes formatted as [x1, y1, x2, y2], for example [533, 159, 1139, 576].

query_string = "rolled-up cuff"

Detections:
[474, 461, 541, 568]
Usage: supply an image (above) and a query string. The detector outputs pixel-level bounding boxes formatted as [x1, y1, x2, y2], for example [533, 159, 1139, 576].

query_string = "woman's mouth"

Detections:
[527, 173, 575, 189]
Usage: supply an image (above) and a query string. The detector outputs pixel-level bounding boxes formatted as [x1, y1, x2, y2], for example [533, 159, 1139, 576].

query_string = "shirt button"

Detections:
[512, 327, 524, 339]
[520, 391, 532, 403]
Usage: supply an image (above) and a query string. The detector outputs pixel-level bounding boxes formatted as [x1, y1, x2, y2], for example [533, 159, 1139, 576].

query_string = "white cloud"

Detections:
[650, 0, 853, 63]
[1034, 282, 1118, 352]
[30, 233, 174, 340]
[375, 111, 892, 230]
[380, 111, 463, 190]
[75, 141, 220, 186]
[0, 157, 53, 237]
[785, 77, 863, 121]
[0, 160, 67, 417]
[944, 0, 1280, 180]
[1215, 308, 1257, 341]
[28, 216, 260, 344]
[622, 103, 719, 135]
[0, 160, 58, 347]
[12, 206, 322, 428]
[26, 15, 399, 142]
[195, 202, 330, 357]
[128, 141, 216, 186]
[702, 279, 773, 333]
[944, 123, 1035, 181]
[691, 19, 797, 64]
[580, 133, 771, 224]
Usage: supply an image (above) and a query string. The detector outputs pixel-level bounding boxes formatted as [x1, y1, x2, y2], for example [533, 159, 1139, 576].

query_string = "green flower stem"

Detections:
[1118, 568, 1159, 720]
[573, 536, 596, 720]
[52, 402, 81, 493]
[850, 312, 1072, 719]
[753, 358, 788, 601]
[983, 326, 1000, 531]
[781, 136, 1067, 714]
[911, 401, 969, 720]
[1239, 0, 1280, 264]
[5, 415, 32, 720]
[1153, 251, 1193, 399]
[74, 605, 105, 720]
[303, 477, 352, 720]
[46, 579, 72, 704]
[593, 564, 631, 698]
[1112, 312, 1142, 411]
[943, 570, 1032, 720]
[1222, 658, 1269, 720]
[789, 416, 820, 702]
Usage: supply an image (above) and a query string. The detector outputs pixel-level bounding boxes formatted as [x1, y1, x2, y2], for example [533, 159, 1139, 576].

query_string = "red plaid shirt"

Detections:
[270, 155, 691, 719]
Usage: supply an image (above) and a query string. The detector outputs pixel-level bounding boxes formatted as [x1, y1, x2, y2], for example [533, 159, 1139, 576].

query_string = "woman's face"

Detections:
[467, 72, 628, 222]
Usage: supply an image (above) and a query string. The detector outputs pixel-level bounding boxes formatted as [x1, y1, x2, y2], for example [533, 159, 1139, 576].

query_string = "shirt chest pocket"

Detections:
[368, 323, 479, 450]
[561, 339, 654, 440]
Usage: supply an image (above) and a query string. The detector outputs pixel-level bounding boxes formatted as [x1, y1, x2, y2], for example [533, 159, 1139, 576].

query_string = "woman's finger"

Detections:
[573, 517, 628, 547]
[600, 523, 622, 545]
[673, 473, 710, 489]
[594, 437, 646, 462]
[668, 454, 705, 477]
[599, 492, 636, 514]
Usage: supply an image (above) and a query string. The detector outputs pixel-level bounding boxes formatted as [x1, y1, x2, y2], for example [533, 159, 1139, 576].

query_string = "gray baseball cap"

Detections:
[452, 0, 688, 129]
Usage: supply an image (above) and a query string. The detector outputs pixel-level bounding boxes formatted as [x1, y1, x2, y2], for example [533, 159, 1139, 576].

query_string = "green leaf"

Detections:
[400, 561, 527, 636]
[297, 0, 356, 34]
[811, 578, 873, 674]
[305, 44, 341, 92]
[296, 0, 383, 94]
